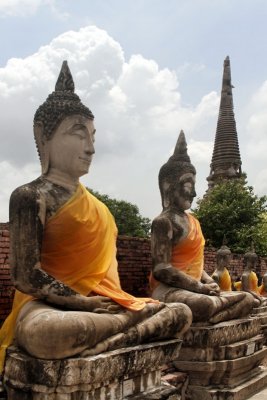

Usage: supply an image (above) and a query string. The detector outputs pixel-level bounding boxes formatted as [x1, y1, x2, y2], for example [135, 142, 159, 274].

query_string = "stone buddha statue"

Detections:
[236, 245, 265, 303]
[150, 130, 256, 324]
[211, 240, 232, 291]
[0, 61, 192, 375]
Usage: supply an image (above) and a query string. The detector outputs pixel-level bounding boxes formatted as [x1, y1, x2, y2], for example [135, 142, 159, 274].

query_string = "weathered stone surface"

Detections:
[174, 347, 267, 386]
[179, 334, 264, 362]
[4, 340, 182, 399]
[182, 318, 261, 347]
[186, 366, 267, 400]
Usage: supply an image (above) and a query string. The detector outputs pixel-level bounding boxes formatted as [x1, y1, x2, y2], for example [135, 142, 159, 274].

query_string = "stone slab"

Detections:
[178, 334, 264, 362]
[186, 367, 267, 400]
[182, 318, 261, 347]
[4, 339, 182, 399]
[174, 347, 267, 386]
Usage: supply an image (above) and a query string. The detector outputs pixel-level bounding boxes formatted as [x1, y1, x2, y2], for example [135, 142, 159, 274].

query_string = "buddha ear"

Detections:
[34, 122, 50, 175]
[162, 181, 171, 209]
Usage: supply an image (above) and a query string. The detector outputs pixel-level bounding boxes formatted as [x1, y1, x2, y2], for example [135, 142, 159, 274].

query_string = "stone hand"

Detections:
[201, 282, 220, 296]
[87, 296, 123, 314]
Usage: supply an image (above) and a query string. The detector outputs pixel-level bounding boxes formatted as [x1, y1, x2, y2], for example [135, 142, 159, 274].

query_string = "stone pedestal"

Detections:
[174, 318, 267, 400]
[3, 339, 183, 400]
[251, 306, 267, 344]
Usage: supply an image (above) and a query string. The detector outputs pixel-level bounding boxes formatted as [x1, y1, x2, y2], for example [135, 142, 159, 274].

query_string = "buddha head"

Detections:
[216, 238, 232, 269]
[34, 61, 95, 177]
[159, 130, 196, 211]
[244, 243, 258, 272]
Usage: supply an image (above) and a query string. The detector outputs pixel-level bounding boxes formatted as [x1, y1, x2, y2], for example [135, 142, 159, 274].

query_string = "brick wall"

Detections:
[1, 225, 267, 327]
[117, 236, 152, 297]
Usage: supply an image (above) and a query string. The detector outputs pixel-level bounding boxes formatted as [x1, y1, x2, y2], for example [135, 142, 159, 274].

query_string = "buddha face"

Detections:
[217, 253, 231, 269]
[244, 255, 257, 271]
[172, 172, 196, 211]
[47, 115, 95, 179]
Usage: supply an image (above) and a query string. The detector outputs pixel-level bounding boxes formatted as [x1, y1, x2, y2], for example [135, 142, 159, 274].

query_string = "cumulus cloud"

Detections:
[0, 25, 220, 221]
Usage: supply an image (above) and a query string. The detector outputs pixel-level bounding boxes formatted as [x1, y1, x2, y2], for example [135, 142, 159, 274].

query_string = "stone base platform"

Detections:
[174, 318, 267, 399]
[3, 339, 183, 400]
[251, 306, 267, 344]
[186, 367, 267, 400]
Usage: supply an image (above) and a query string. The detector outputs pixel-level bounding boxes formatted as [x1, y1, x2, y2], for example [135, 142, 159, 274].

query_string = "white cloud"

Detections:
[0, 0, 68, 19]
[0, 25, 221, 221]
[188, 140, 213, 164]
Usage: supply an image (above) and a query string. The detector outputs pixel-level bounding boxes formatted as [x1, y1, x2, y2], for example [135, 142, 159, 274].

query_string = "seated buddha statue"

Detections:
[235, 246, 265, 304]
[150, 130, 256, 324]
[211, 241, 232, 292]
[0, 61, 192, 375]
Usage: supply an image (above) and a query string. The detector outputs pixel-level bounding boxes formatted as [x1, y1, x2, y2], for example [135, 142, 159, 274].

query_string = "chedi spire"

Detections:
[207, 56, 242, 189]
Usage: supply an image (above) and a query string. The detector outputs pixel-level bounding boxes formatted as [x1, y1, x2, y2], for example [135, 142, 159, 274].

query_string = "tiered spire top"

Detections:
[207, 56, 242, 188]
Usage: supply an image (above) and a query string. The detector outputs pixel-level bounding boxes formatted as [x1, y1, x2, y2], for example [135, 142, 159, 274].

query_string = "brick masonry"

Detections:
[1, 224, 267, 327]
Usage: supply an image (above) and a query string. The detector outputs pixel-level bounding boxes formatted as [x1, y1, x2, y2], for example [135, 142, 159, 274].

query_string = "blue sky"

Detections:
[1, 0, 267, 221]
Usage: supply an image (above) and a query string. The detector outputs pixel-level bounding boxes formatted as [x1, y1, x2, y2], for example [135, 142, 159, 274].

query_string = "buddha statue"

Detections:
[150, 130, 256, 324]
[211, 240, 232, 292]
[0, 61, 192, 375]
[235, 245, 265, 304]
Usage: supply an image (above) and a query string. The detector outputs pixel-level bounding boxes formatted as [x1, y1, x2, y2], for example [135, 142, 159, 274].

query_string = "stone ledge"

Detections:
[182, 318, 261, 347]
[179, 334, 264, 362]
[4, 339, 182, 399]
[186, 367, 267, 400]
[174, 347, 267, 386]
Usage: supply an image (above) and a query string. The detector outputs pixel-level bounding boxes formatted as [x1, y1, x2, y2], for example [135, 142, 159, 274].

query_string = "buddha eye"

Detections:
[184, 182, 192, 190]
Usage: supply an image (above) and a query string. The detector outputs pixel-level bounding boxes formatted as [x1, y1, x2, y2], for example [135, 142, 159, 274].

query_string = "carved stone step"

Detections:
[182, 318, 261, 347]
[178, 334, 264, 362]
[174, 347, 267, 386]
[186, 366, 267, 400]
[3, 340, 182, 400]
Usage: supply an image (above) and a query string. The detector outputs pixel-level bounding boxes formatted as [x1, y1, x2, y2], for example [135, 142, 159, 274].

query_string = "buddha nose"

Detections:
[85, 137, 95, 155]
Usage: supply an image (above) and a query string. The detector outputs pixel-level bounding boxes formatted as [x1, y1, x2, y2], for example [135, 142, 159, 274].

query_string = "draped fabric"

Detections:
[212, 268, 232, 291]
[260, 284, 266, 296]
[150, 213, 205, 290]
[234, 271, 261, 294]
[0, 183, 150, 374]
[0, 290, 33, 374]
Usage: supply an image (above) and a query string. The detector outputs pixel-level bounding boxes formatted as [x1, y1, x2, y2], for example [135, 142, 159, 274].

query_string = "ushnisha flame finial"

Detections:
[170, 130, 191, 163]
[55, 60, 75, 92]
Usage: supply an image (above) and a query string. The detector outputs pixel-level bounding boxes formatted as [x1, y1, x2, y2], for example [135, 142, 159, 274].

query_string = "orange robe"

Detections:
[234, 271, 261, 294]
[150, 213, 205, 290]
[212, 268, 232, 291]
[0, 183, 151, 374]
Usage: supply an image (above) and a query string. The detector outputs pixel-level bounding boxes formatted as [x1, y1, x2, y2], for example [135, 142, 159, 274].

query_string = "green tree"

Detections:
[87, 188, 151, 237]
[193, 176, 267, 255]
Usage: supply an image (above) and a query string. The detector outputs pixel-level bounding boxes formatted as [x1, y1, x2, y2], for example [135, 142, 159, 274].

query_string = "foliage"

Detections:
[87, 188, 151, 237]
[193, 176, 267, 255]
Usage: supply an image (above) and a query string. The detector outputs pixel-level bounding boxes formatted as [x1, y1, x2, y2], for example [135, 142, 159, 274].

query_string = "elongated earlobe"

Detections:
[34, 122, 50, 175]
